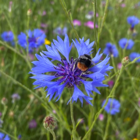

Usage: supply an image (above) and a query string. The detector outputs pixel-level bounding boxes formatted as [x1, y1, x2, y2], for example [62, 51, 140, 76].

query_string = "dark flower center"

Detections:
[108, 46, 113, 54]
[54, 58, 88, 88]
[28, 37, 37, 43]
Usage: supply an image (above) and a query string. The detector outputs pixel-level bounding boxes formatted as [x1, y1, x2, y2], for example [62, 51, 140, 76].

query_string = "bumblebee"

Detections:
[76, 54, 92, 72]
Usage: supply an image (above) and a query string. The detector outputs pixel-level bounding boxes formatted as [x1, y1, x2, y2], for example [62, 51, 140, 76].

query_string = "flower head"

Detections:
[43, 116, 56, 130]
[84, 21, 94, 29]
[30, 35, 112, 105]
[117, 63, 122, 69]
[44, 39, 51, 45]
[127, 16, 139, 29]
[1, 31, 14, 42]
[103, 43, 118, 57]
[29, 119, 37, 129]
[73, 19, 81, 26]
[85, 11, 94, 19]
[0, 132, 10, 140]
[11, 93, 21, 103]
[98, 114, 104, 121]
[102, 98, 120, 115]
[18, 29, 46, 52]
[107, 80, 114, 88]
[133, 138, 138, 140]
[119, 38, 134, 49]
[53, 27, 67, 36]
[129, 52, 140, 62]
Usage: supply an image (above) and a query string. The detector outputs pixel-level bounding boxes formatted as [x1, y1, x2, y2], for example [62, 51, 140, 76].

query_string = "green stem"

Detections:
[49, 129, 56, 140]
[103, 115, 111, 140]
[97, 0, 109, 49]
[59, 0, 79, 41]
[111, 56, 117, 74]
[82, 66, 124, 140]
[70, 100, 76, 139]
[1, 106, 8, 120]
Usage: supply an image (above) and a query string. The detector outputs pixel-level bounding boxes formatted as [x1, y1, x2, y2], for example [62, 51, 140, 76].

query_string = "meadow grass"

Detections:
[0, 0, 140, 140]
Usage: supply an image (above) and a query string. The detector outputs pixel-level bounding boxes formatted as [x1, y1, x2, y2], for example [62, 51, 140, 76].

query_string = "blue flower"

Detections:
[18, 29, 46, 52]
[129, 52, 140, 63]
[0, 132, 10, 140]
[119, 38, 134, 49]
[102, 99, 120, 115]
[1, 31, 14, 42]
[53, 27, 67, 36]
[127, 16, 139, 29]
[30, 34, 113, 105]
[103, 43, 118, 57]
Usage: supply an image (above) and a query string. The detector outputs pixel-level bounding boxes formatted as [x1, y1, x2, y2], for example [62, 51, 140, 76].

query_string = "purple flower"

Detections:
[29, 119, 37, 128]
[107, 80, 114, 88]
[30, 34, 113, 105]
[84, 21, 94, 29]
[85, 11, 93, 19]
[73, 19, 81, 26]
[11, 93, 21, 103]
[102, 99, 120, 115]
[53, 27, 67, 36]
[1, 31, 14, 42]
[103, 43, 118, 57]
[98, 114, 104, 121]
[127, 16, 139, 29]
[119, 38, 134, 49]
[117, 63, 122, 69]
[40, 23, 48, 28]
[121, 3, 126, 8]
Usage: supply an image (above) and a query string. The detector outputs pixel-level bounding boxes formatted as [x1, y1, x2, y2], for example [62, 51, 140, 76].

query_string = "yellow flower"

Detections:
[133, 138, 138, 140]
[44, 39, 51, 45]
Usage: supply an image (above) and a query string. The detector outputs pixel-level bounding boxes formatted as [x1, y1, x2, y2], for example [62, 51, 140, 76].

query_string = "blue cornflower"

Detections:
[0, 132, 10, 140]
[53, 27, 67, 36]
[30, 34, 113, 105]
[102, 98, 120, 115]
[1, 31, 14, 42]
[127, 16, 139, 29]
[103, 43, 118, 57]
[18, 29, 46, 52]
[129, 52, 140, 63]
[119, 38, 134, 49]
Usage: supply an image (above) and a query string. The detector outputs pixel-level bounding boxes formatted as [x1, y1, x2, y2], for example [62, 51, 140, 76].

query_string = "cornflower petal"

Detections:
[43, 43, 61, 61]
[92, 48, 103, 64]
[73, 38, 94, 56]
[53, 34, 72, 62]
[68, 86, 93, 105]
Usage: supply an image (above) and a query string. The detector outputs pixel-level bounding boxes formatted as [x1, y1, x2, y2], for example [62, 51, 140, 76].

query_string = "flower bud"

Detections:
[1, 97, 8, 105]
[122, 56, 129, 64]
[9, 111, 14, 117]
[27, 9, 32, 16]
[43, 116, 56, 130]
